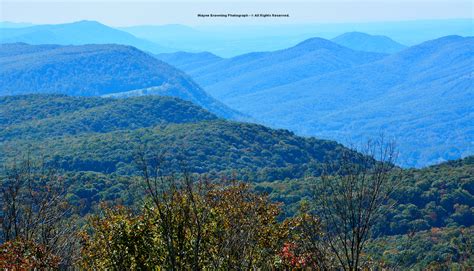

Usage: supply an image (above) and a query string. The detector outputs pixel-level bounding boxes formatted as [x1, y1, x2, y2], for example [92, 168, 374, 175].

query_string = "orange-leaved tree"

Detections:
[80, 177, 284, 270]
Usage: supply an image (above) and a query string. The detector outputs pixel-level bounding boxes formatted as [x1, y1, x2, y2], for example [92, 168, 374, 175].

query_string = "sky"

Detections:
[1, 0, 472, 26]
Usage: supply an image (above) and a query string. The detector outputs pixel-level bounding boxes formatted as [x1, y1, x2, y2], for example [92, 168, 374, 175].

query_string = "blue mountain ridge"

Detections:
[0, 20, 173, 53]
[157, 35, 473, 167]
[0, 43, 242, 120]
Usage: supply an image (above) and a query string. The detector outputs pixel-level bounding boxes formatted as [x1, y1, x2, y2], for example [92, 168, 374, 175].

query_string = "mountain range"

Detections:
[0, 43, 241, 119]
[157, 36, 474, 167]
[157, 38, 386, 101]
[121, 19, 473, 57]
[0, 19, 472, 269]
[1, 22, 471, 167]
[2, 19, 472, 57]
[0, 20, 172, 53]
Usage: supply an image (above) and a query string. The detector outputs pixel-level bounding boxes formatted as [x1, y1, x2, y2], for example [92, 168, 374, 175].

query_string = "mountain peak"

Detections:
[430, 35, 465, 43]
[61, 20, 111, 30]
[292, 37, 343, 51]
[332, 32, 406, 53]
[71, 20, 104, 26]
[336, 31, 375, 38]
[391, 35, 472, 61]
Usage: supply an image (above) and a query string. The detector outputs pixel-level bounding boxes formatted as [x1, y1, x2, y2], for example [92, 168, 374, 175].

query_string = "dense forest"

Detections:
[0, 95, 472, 269]
[258, 157, 474, 269]
[0, 43, 241, 119]
[259, 156, 474, 229]
[0, 94, 217, 139]
[1, 151, 472, 269]
[1, 95, 360, 181]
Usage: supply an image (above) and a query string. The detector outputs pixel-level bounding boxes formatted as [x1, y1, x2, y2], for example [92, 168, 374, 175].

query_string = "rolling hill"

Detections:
[220, 36, 474, 167]
[260, 155, 474, 226]
[157, 37, 386, 101]
[0, 43, 241, 119]
[0, 20, 172, 53]
[0, 94, 362, 181]
[157, 35, 473, 167]
[0, 94, 217, 141]
[331, 32, 407, 53]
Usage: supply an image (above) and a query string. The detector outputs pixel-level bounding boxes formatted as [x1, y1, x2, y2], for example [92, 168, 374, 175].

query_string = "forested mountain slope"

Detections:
[0, 95, 471, 269]
[261, 155, 474, 229]
[0, 94, 217, 140]
[236, 36, 473, 167]
[0, 95, 360, 181]
[0, 43, 241, 119]
[156, 37, 386, 100]
[159, 36, 473, 167]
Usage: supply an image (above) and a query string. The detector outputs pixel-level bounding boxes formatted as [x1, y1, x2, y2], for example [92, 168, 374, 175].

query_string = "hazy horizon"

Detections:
[1, 18, 472, 56]
[1, 0, 472, 27]
[0, 18, 472, 28]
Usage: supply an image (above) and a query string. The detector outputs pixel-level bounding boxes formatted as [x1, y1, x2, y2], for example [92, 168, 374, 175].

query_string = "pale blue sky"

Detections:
[1, 0, 472, 26]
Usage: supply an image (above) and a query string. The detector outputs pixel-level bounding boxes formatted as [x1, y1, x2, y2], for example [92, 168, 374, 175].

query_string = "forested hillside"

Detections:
[0, 94, 472, 269]
[0, 43, 241, 119]
[159, 36, 473, 167]
[259, 156, 474, 229]
[0, 95, 358, 181]
[257, 156, 474, 268]
[0, 17, 472, 269]
[0, 94, 217, 140]
[156, 37, 385, 100]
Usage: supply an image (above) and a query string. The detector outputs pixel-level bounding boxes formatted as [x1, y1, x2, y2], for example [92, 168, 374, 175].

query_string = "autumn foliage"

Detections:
[0, 239, 60, 269]
[80, 181, 285, 270]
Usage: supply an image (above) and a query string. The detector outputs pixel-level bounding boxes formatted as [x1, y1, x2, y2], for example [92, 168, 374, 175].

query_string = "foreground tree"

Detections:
[205, 182, 281, 269]
[279, 201, 331, 269]
[0, 157, 78, 268]
[308, 139, 401, 270]
[79, 205, 158, 270]
[0, 238, 60, 269]
[80, 151, 283, 270]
